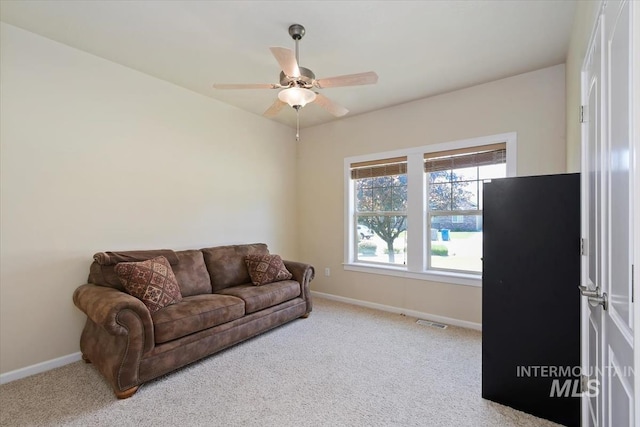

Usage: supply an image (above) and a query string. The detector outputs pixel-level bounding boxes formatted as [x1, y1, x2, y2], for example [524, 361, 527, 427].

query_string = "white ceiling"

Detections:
[0, 0, 577, 129]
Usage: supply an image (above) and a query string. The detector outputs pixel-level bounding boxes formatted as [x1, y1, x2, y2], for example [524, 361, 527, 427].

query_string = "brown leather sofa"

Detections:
[73, 243, 314, 399]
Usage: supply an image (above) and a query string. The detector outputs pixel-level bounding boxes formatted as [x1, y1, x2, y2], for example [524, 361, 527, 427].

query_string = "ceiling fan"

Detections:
[213, 24, 378, 140]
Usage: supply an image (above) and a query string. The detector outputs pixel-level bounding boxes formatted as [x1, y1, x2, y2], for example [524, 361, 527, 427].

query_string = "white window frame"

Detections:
[344, 132, 517, 287]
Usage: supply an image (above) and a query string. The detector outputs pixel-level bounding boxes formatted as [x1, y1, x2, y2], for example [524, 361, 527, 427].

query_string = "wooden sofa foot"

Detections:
[115, 386, 139, 399]
[300, 312, 311, 318]
[81, 354, 91, 364]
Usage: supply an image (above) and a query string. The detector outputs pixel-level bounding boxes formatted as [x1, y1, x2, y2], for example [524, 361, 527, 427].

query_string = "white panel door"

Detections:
[581, 1, 636, 426]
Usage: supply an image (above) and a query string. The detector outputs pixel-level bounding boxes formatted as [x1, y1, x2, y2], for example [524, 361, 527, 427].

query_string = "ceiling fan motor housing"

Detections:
[279, 67, 315, 88]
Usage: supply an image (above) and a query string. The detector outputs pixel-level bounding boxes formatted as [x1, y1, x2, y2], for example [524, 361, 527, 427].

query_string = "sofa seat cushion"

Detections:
[151, 294, 245, 344]
[216, 280, 300, 314]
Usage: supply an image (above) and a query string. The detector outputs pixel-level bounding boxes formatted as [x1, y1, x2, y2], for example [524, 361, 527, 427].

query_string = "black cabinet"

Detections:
[482, 173, 581, 427]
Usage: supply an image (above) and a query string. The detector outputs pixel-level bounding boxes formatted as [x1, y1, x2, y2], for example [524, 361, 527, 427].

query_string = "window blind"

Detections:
[350, 156, 408, 179]
[424, 143, 506, 173]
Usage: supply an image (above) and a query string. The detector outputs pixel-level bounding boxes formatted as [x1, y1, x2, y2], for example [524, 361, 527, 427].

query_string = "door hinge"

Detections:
[580, 238, 587, 256]
[580, 105, 587, 123]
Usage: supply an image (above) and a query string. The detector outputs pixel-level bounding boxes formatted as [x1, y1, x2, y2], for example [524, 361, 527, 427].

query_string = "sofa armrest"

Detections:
[73, 284, 155, 354]
[283, 261, 314, 314]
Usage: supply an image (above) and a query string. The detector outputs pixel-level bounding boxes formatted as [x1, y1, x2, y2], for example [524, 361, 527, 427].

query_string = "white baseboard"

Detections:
[311, 291, 482, 331]
[0, 352, 82, 385]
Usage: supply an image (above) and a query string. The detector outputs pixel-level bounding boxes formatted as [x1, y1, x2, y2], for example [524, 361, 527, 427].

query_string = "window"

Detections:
[425, 143, 507, 274]
[345, 133, 516, 286]
[351, 157, 407, 266]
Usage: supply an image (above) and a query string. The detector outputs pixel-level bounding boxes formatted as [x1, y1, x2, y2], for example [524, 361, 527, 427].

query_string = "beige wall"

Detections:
[0, 24, 297, 374]
[298, 64, 567, 325]
[565, 0, 602, 172]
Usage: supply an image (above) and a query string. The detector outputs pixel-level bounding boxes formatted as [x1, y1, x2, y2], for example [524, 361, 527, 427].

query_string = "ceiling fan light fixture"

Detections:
[278, 87, 316, 108]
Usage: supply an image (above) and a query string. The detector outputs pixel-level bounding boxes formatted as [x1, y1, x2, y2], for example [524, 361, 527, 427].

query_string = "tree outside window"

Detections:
[351, 158, 407, 265]
[355, 174, 407, 263]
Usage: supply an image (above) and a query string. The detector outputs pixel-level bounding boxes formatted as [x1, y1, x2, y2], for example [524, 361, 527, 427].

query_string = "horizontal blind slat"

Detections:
[351, 156, 408, 179]
[350, 156, 407, 168]
[423, 143, 506, 160]
[424, 144, 506, 173]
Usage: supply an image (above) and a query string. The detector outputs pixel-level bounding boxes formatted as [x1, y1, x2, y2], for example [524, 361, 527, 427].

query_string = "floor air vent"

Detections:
[416, 319, 448, 329]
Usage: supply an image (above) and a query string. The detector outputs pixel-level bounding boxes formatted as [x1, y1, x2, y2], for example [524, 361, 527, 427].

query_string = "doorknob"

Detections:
[578, 284, 599, 298]
[587, 292, 608, 310]
[578, 285, 608, 310]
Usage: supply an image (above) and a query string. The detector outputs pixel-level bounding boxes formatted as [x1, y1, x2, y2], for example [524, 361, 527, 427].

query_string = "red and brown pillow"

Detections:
[114, 256, 182, 313]
[244, 254, 292, 286]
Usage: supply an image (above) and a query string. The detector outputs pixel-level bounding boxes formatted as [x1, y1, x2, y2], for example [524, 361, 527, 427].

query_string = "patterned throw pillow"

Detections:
[114, 256, 182, 313]
[244, 254, 293, 286]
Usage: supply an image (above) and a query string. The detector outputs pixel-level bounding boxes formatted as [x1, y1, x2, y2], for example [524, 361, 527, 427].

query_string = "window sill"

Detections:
[343, 263, 482, 287]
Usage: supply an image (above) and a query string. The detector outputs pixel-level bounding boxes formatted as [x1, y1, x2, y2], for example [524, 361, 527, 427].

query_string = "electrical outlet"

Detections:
[324, 267, 330, 277]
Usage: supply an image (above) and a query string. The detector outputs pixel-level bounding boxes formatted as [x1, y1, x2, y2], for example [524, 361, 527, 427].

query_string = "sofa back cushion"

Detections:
[173, 250, 212, 297]
[201, 243, 269, 292]
[88, 249, 179, 291]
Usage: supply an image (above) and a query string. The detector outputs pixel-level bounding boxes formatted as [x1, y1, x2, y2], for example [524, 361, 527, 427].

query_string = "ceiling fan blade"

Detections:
[314, 93, 349, 117]
[315, 71, 378, 89]
[263, 99, 287, 118]
[269, 47, 300, 78]
[213, 83, 279, 90]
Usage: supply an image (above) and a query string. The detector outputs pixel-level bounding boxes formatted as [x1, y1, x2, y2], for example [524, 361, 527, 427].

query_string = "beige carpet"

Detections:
[0, 297, 559, 426]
